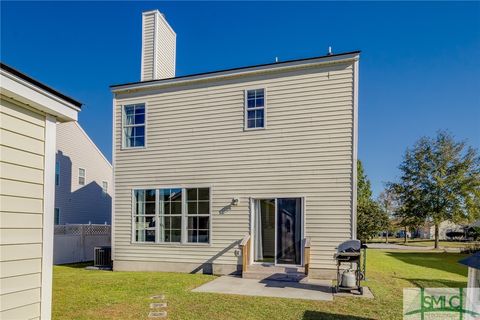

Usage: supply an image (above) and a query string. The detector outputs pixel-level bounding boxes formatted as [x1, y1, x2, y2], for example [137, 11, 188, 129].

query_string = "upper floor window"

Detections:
[55, 161, 60, 186]
[245, 89, 265, 130]
[102, 181, 108, 196]
[123, 104, 145, 148]
[78, 168, 86, 185]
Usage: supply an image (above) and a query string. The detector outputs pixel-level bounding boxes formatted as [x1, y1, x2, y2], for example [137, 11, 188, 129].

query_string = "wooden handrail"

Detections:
[304, 237, 311, 276]
[240, 234, 251, 273]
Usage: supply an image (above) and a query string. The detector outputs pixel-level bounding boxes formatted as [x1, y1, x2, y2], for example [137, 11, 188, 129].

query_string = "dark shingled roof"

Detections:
[1, 62, 82, 108]
[110, 50, 361, 88]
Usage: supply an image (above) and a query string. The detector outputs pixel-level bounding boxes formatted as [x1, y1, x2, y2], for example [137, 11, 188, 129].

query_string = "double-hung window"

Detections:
[134, 189, 156, 242]
[78, 168, 86, 185]
[102, 181, 108, 196]
[159, 189, 182, 242]
[245, 88, 266, 129]
[187, 188, 210, 243]
[54, 208, 60, 225]
[55, 161, 60, 186]
[123, 104, 145, 148]
[132, 187, 211, 244]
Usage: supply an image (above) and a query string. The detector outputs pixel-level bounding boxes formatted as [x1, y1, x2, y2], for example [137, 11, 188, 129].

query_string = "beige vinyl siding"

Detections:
[141, 13, 155, 81]
[155, 15, 175, 79]
[114, 62, 354, 271]
[0, 96, 45, 319]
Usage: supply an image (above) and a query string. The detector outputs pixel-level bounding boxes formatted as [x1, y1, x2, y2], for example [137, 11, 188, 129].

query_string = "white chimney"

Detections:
[141, 10, 176, 81]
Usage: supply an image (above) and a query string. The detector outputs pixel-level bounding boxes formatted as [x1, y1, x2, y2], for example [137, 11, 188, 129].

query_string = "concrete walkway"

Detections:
[192, 276, 333, 301]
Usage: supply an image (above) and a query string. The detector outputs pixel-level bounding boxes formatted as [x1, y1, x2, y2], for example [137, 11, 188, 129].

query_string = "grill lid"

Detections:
[337, 240, 361, 253]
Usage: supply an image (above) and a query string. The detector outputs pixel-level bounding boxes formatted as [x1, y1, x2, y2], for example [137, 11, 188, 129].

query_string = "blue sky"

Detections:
[2, 1, 479, 197]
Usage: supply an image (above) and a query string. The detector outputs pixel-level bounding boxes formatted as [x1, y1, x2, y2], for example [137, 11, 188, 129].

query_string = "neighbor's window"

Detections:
[102, 181, 108, 196]
[186, 188, 210, 243]
[55, 161, 60, 186]
[132, 187, 211, 244]
[123, 104, 145, 148]
[159, 189, 182, 243]
[54, 208, 60, 225]
[134, 189, 156, 242]
[78, 168, 86, 185]
[245, 89, 265, 129]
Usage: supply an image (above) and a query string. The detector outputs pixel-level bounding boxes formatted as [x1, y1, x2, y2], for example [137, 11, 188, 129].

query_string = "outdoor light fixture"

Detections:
[231, 197, 239, 206]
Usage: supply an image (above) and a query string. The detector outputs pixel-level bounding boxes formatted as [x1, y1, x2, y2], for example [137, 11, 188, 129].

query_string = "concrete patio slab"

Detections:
[192, 276, 333, 301]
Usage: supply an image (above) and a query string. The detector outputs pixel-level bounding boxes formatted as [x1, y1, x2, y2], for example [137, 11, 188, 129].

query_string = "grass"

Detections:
[52, 250, 468, 320]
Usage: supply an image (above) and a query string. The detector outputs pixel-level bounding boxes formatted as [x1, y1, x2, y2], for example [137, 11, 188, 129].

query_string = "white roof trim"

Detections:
[1, 69, 80, 121]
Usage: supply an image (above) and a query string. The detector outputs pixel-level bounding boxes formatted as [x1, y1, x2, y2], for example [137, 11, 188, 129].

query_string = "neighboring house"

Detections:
[55, 121, 112, 225]
[0, 63, 80, 319]
[111, 10, 359, 279]
[429, 220, 464, 240]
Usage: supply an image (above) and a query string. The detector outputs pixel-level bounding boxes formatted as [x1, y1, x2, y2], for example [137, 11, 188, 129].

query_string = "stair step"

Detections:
[246, 264, 305, 273]
[242, 265, 306, 281]
[242, 271, 306, 281]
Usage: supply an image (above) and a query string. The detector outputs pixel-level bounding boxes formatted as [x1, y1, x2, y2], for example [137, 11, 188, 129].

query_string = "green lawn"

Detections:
[52, 250, 468, 320]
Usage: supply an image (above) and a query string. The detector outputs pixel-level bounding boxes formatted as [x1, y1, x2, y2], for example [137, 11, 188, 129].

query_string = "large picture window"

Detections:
[132, 187, 211, 244]
[123, 103, 145, 148]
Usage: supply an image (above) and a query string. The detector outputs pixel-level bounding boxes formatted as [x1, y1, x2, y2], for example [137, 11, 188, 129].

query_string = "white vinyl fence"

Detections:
[54, 224, 111, 264]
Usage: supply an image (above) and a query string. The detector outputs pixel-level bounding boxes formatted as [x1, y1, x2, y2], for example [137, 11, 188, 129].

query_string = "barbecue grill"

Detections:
[333, 240, 367, 295]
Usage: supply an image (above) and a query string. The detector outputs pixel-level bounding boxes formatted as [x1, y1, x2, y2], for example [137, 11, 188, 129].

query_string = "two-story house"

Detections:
[110, 10, 359, 279]
[55, 121, 112, 225]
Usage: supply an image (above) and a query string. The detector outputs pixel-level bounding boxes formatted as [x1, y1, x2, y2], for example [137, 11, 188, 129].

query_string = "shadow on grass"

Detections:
[55, 261, 93, 269]
[404, 278, 467, 288]
[303, 311, 373, 320]
[385, 251, 467, 276]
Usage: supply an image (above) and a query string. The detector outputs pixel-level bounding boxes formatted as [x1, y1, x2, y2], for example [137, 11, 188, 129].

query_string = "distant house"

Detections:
[55, 121, 112, 225]
[110, 10, 359, 279]
[0, 63, 81, 319]
[429, 221, 464, 240]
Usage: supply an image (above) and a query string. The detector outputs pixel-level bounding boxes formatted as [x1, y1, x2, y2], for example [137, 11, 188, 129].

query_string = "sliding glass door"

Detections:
[276, 198, 302, 265]
[253, 198, 302, 265]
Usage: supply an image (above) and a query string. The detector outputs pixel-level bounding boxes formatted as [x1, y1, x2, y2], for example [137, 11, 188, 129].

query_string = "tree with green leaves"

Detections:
[357, 160, 388, 242]
[389, 131, 480, 249]
[378, 189, 398, 243]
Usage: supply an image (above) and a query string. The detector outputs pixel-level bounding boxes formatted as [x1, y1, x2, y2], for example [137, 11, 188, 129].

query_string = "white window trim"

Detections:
[78, 167, 86, 185]
[131, 186, 212, 246]
[244, 87, 267, 131]
[248, 195, 306, 267]
[121, 102, 147, 150]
